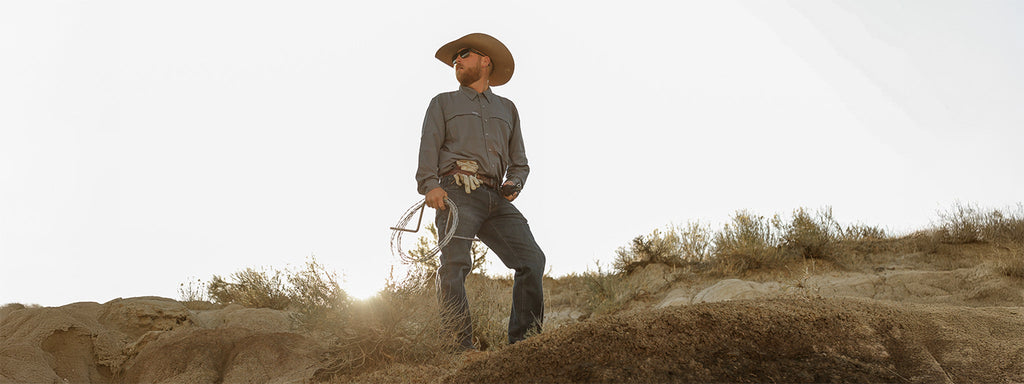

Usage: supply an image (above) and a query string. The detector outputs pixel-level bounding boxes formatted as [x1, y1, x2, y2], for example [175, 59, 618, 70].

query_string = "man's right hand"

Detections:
[425, 187, 448, 210]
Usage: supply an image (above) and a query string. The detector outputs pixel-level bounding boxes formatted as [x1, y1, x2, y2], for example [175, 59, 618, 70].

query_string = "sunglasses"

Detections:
[452, 48, 486, 64]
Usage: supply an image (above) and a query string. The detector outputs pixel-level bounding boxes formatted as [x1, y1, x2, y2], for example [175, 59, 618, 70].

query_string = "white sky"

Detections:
[2, 1, 1022, 306]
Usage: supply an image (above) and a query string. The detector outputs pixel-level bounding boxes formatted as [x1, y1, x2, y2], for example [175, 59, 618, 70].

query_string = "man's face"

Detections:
[453, 48, 487, 86]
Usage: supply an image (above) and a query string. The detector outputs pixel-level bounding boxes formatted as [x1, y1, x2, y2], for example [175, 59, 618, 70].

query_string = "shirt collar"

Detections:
[458, 85, 494, 103]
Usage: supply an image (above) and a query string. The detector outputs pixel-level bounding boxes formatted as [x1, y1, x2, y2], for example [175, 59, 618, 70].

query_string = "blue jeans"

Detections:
[435, 175, 545, 348]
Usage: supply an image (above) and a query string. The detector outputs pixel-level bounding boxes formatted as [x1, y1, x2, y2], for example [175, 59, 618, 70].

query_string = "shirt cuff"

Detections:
[419, 179, 442, 195]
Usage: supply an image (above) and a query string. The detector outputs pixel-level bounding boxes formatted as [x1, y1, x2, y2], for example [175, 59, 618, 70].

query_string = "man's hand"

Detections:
[426, 187, 448, 210]
[501, 180, 521, 202]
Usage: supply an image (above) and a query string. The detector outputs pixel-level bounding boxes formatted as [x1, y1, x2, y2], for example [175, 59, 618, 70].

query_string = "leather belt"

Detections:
[442, 168, 498, 189]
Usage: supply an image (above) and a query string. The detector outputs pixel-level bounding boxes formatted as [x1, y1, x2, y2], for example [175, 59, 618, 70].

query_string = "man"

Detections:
[416, 33, 545, 350]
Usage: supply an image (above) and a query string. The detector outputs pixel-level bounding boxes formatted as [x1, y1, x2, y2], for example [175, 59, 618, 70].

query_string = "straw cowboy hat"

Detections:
[435, 33, 515, 86]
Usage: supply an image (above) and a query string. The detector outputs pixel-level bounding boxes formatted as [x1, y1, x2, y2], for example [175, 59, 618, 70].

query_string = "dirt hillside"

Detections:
[447, 297, 1024, 383]
[2, 256, 1023, 383]
[0, 297, 324, 383]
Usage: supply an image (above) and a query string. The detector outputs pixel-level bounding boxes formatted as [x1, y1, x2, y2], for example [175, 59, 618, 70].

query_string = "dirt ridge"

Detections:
[447, 297, 1024, 383]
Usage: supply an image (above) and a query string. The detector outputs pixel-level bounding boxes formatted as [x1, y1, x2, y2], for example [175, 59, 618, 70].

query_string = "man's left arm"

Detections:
[503, 101, 529, 201]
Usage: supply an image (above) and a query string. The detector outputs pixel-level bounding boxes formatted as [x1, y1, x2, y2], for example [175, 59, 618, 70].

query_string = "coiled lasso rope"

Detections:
[389, 197, 460, 264]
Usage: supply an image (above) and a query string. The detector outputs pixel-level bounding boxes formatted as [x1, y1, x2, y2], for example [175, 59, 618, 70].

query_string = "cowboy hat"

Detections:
[435, 33, 515, 86]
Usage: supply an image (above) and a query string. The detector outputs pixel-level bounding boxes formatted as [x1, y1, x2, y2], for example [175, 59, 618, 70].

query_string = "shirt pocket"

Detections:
[444, 109, 480, 125]
[488, 110, 514, 138]
[444, 109, 481, 140]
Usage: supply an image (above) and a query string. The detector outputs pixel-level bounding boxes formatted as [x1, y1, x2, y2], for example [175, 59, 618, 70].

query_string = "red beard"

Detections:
[456, 65, 483, 86]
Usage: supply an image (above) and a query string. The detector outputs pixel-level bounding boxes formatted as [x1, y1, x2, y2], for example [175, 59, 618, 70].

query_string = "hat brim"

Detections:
[435, 33, 515, 86]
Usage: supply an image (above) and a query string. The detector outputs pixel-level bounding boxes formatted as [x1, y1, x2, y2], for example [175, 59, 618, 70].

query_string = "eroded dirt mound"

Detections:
[120, 328, 319, 383]
[0, 297, 322, 384]
[446, 297, 1024, 383]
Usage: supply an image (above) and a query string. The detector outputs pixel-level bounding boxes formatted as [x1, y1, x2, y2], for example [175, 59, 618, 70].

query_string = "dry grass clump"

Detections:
[206, 267, 291, 309]
[711, 210, 785, 273]
[614, 207, 895, 276]
[564, 260, 695, 318]
[998, 246, 1024, 278]
[188, 257, 350, 326]
[936, 201, 988, 243]
[313, 269, 449, 380]
[286, 258, 352, 326]
[936, 201, 1024, 245]
[613, 222, 712, 274]
[578, 264, 632, 315]
[313, 268, 514, 381]
[778, 207, 842, 260]
[613, 209, 800, 275]
[306, 222, 520, 382]
[541, 270, 620, 321]
[464, 274, 513, 351]
[176, 277, 222, 310]
[609, 202, 1022, 278]
[926, 202, 1024, 277]
[301, 238, 515, 381]
[836, 223, 893, 257]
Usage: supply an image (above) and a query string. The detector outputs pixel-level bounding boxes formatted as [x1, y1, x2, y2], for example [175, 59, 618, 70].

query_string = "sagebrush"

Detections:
[202, 256, 349, 326]
[711, 210, 784, 273]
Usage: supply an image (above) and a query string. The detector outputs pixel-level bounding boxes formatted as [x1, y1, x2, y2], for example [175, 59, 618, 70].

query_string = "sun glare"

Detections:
[344, 280, 385, 301]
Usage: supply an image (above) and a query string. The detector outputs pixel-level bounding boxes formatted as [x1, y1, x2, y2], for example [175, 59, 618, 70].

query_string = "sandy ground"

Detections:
[2, 260, 1023, 383]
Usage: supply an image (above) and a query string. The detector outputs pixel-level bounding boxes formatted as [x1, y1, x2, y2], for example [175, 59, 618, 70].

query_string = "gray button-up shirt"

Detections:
[417, 86, 530, 195]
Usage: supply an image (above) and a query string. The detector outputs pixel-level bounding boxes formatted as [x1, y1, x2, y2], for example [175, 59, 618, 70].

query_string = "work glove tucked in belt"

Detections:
[453, 160, 482, 194]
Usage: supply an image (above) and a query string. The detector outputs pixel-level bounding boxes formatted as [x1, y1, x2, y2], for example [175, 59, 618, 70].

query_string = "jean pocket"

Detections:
[440, 175, 458, 188]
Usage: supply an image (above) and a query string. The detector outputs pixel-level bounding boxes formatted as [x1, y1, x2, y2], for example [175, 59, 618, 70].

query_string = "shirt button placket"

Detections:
[480, 98, 496, 174]
[483, 99, 489, 138]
